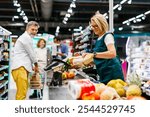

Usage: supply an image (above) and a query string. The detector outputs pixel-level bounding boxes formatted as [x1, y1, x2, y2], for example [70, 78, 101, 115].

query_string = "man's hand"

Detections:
[34, 62, 39, 73]
[33, 66, 39, 73]
[57, 52, 64, 56]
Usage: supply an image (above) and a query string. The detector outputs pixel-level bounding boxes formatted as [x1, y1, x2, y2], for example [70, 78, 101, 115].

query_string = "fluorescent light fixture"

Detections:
[142, 15, 146, 20]
[133, 19, 137, 23]
[128, 0, 132, 4]
[144, 10, 150, 15]
[118, 5, 122, 11]
[14, 15, 19, 19]
[64, 17, 68, 21]
[56, 26, 60, 33]
[118, 27, 123, 31]
[68, 8, 73, 14]
[20, 10, 25, 16]
[63, 20, 67, 24]
[113, 4, 119, 10]
[79, 26, 83, 30]
[24, 20, 28, 23]
[23, 16, 28, 20]
[120, 0, 127, 4]
[70, 2, 76, 8]
[136, 14, 144, 19]
[129, 17, 135, 21]
[66, 13, 71, 18]
[103, 13, 107, 17]
[122, 20, 129, 24]
[136, 19, 142, 22]
[17, 7, 21, 12]
[127, 22, 130, 25]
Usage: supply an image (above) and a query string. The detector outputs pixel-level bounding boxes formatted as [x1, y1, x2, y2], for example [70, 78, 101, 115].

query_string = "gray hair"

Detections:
[26, 21, 40, 30]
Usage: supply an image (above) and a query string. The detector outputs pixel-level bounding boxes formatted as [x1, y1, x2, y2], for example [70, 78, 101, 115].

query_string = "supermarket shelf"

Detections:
[0, 89, 8, 97]
[0, 80, 8, 89]
[0, 73, 8, 80]
[2, 96, 8, 100]
[0, 76, 4, 80]
[0, 65, 9, 71]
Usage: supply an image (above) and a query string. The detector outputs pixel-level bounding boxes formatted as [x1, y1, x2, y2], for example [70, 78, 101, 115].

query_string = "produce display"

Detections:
[67, 78, 146, 100]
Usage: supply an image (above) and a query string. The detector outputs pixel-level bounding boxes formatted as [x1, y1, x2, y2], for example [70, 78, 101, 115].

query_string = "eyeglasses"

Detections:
[89, 22, 99, 29]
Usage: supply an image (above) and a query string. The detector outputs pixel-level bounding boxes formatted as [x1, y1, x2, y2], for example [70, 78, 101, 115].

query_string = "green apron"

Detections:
[93, 32, 124, 84]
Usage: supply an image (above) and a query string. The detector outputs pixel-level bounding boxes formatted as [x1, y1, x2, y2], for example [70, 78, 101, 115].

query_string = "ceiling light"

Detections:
[67, 8, 73, 14]
[118, 27, 123, 31]
[17, 7, 21, 12]
[105, 15, 109, 19]
[128, 0, 132, 4]
[133, 19, 137, 23]
[118, 5, 122, 11]
[129, 17, 135, 22]
[14, 16, 19, 19]
[120, 0, 127, 4]
[113, 4, 119, 10]
[66, 13, 71, 18]
[122, 20, 129, 24]
[142, 15, 146, 20]
[136, 14, 144, 19]
[70, 2, 76, 8]
[20, 11, 25, 16]
[136, 19, 142, 22]
[79, 26, 83, 30]
[56, 26, 60, 33]
[144, 10, 150, 15]
[16, 3, 20, 7]
[24, 20, 28, 23]
[127, 22, 130, 25]
[63, 20, 67, 24]
[64, 17, 68, 21]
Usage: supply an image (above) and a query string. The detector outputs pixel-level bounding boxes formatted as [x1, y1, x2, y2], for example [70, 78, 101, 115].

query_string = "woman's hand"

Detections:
[82, 53, 87, 58]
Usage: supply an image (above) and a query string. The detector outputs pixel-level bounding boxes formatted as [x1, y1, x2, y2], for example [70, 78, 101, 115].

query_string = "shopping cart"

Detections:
[29, 72, 43, 99]
[44, 58, 70, 87]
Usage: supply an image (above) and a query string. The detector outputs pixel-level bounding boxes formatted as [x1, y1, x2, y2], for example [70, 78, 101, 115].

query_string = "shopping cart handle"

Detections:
[52, 58, 70, 66]
[44, 62, 59, 71]
[44, 58, 70, 71]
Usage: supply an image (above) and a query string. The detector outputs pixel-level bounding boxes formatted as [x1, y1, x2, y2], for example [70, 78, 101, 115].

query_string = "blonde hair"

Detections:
[91, 11, 108, 34]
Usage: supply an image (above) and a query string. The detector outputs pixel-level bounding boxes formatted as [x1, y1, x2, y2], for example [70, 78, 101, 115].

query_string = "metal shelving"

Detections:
[0, 26, 11, 100]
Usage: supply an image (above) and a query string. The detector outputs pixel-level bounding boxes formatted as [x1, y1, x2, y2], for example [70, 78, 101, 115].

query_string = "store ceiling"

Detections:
[0, 0, 150, 38]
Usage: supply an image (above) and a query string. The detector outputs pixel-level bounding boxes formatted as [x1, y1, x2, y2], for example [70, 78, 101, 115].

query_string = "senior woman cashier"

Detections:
[85, 12, 124, 84]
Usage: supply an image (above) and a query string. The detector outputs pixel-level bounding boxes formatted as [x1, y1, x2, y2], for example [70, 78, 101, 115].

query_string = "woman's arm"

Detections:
[94, 43, 116, 59]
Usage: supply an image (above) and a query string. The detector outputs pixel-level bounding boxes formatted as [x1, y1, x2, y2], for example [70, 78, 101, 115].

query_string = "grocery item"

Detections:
[81, 91, 100, 100]
[100, 87, 120, 100]
[83, 54, 94, 65]
[68, 79, 95, 99]
[126, 84, 142, 97]
[107, 79, 127, 97]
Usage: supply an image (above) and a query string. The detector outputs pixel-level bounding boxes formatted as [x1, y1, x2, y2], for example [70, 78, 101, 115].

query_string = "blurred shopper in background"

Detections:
[54, 36, 68, 59]
[84, 12, 124, 84]
[29, 38, 52, 99]
[11, 21, 39, 100]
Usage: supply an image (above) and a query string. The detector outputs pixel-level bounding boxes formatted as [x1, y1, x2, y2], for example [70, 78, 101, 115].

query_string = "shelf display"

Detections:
[126, 35, 150, 97]
[73, 26, 92, 55]
[0, 26, 11, 100]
